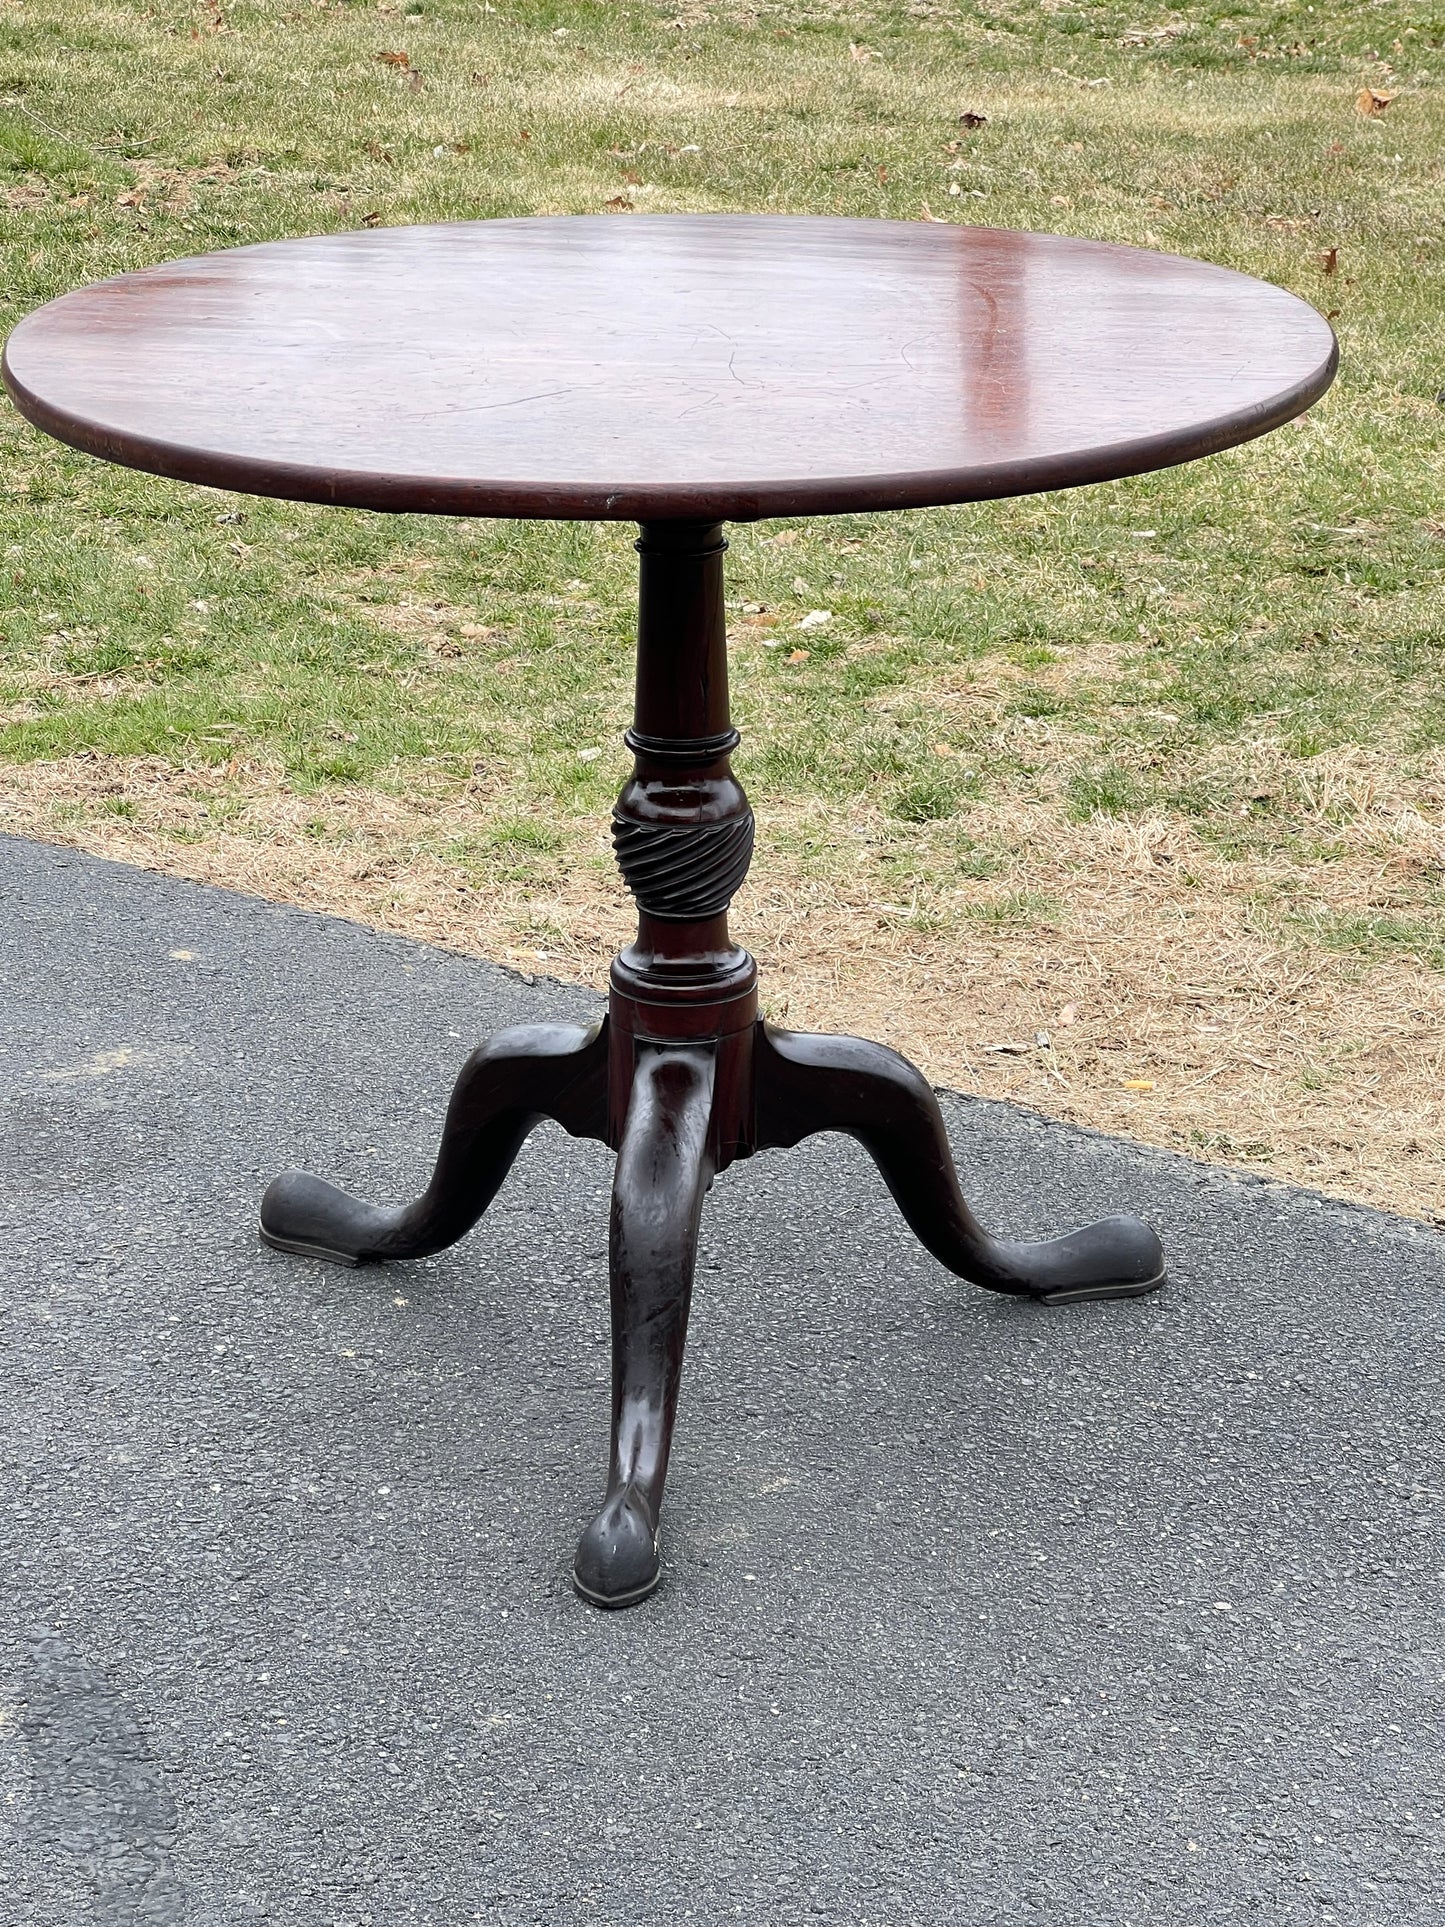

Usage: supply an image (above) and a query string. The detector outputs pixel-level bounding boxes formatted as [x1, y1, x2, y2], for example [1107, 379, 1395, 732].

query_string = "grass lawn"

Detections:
[1, 0, 1442, 1219]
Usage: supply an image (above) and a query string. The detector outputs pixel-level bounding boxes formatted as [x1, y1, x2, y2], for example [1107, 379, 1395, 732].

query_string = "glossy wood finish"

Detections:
[752, 1024, 1164, 1305]
[13, 216, 1332, 1605]
[259, 1020, 608, 1264]
[2, 216, 1337, 522]
[257, 521, 1167, 1608]
[575, 1042, 717, 1608]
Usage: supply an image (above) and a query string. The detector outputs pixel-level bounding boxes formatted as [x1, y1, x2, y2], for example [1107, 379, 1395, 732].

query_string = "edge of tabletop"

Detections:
[0, 324, 1338, 524]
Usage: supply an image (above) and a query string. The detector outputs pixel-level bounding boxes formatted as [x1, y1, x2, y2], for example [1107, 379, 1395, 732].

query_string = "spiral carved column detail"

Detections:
[611, 811, 755, 920]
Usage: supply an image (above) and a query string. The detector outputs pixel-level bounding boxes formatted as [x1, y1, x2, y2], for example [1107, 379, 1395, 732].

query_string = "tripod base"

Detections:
[261, 517, 1163, 1608]
[260, 1010, 1165, 1608]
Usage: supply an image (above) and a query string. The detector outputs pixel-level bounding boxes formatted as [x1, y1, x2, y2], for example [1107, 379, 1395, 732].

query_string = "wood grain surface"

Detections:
[2, 215, 1337, 520]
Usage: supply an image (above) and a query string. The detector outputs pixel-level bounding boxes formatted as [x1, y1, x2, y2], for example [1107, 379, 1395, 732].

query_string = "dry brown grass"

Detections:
[2, 0, 1441, 1225]
[7, 746, 1441, 1225]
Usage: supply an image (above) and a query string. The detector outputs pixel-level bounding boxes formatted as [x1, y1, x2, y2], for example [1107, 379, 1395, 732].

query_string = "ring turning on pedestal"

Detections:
[4, 214, 1336, 1616]
[257, 517, 1166, 1611]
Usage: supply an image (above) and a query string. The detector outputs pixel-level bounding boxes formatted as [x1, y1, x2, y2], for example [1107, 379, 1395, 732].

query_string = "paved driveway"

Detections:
[1, 834, 1440, 1925]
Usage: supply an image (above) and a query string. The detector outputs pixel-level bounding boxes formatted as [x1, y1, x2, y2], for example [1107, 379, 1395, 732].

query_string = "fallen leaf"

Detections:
[604, 195, 634, 211]
[1123, 1078, 1155, 1091]
[849, 42, 881, 61]
[958, 110, 988, 130]
[1356, 87, 1396, 116]
[362, 210, 383, 226]
[375, 49, 410, 66]
[876, 164, 888, 184]
[786, 648, 810, 664]
[770, 529, 798, 546]
[920, 202, 946, 223]
[1318, 246, 1338, 274]
[1059, 1003, 1078, 1025]
[795, 610, 832, 630]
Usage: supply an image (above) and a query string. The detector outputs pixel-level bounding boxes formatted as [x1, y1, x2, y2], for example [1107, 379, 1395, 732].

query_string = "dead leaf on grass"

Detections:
[376, 50, 410, 66]
[1318, 246, 1338, 274]
[1356, 88, 1397, 115]
[958, 111, 988, 130]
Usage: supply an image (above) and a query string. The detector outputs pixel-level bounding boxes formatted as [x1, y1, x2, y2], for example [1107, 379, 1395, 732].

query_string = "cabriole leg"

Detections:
[753, 1023, 1165, 1304]
[573, 1042, 717, 1608]
[259, 1020, 609, 1266]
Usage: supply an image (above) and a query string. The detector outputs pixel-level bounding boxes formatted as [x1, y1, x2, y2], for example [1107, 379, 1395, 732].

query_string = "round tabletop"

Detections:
[3, 215, 1336, 523]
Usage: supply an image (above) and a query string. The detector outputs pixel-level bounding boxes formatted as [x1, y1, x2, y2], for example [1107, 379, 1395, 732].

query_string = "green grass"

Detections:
[0, 0, 1441, 823]
[0, 0, 1442, 1213]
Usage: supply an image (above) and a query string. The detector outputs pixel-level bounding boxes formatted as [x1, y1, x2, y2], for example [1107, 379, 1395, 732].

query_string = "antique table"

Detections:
[5, 216, 1337, 1607]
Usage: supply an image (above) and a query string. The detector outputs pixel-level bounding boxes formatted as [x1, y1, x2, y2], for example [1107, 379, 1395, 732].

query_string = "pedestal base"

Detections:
[261, 516, 1164, 1607]
[260, 1001, 1164, 1608]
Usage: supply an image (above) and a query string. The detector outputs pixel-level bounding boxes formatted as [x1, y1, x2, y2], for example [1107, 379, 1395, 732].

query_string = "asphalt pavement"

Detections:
[1, 832, 1441, 1927]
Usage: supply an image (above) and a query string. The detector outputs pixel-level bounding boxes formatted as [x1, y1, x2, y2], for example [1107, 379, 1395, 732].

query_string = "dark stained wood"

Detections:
[258, 1019, 609, 1265]
[2, 215, 1336, 522]
[751, 1023, 1164, 1305]
[257, 522, 1170, 1607]
[42, 215, 1327, 1604]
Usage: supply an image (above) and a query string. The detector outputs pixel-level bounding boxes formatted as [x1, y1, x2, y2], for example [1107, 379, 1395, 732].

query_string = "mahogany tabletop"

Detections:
[2, 215, 1336, 523]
